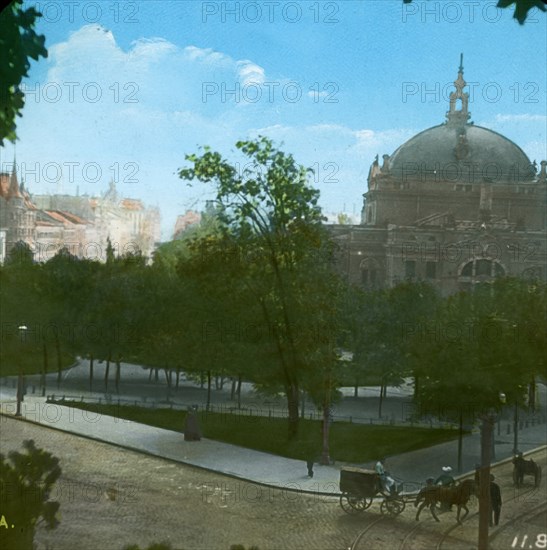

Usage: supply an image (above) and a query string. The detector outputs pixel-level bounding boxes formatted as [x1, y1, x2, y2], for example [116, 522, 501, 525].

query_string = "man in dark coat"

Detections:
[489, 474, 502, 526]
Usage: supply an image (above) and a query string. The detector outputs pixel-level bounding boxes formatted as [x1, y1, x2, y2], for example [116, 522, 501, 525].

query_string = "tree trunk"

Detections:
[115, 357, 121, 393]
[89, 354, 94, 392]
[378, 383, 384, 418]
[236, 375, 242, 409]
[457, 408, 463, 473]
[230, 378, 236, 400]
[320, 402, 331, 465]
[41, 341, 48, 397]
[354, 380, 358, 398]
[148, 367, 153, 382]
[529, 377, 536, 411]
[206, 370, 212, 411]
[154, 367, 159, 382]
[513, 401, 519, 454]
[176, 366, 181, 389]
[55, 334, 62, 389]
[104, 355, 111, 391]
[286, 382, 300, 439]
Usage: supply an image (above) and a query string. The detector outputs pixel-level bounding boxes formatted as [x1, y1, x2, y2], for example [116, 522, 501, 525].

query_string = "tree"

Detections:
[178, 137, 345, 438]
[0, 0, 48, 145]
[350, 282, 438, 416]
[411, 280, 545, 549]
[0, 439, 61, 550]
[403, 0, 546, 24]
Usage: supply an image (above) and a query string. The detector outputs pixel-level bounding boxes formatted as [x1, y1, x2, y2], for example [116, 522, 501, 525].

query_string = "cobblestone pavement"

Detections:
[348, 447, 547, 550]
[1, 416, 364, 550]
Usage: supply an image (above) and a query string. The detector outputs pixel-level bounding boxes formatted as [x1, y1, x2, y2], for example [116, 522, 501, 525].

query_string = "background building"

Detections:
[0, 164, 37, 260]
[0, 167, 161, 263]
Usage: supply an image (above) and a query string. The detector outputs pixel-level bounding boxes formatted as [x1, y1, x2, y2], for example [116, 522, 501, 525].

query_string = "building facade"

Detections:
[0, 166, 161, 263]
[0, 164, 37, 260]
[333, 61, 547, 295]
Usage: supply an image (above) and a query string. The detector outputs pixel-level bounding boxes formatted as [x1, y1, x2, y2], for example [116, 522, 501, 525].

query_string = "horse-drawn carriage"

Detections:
[339, 467, 406, 516]
[513, 454, 542, 487]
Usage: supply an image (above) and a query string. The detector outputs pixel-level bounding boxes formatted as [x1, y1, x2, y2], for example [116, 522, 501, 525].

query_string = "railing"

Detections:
[40, 392, 547, 431]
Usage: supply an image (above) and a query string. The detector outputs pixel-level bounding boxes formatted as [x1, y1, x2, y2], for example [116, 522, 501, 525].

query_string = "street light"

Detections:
[477, 391, 507, 550]
[15, 325, 27, 417]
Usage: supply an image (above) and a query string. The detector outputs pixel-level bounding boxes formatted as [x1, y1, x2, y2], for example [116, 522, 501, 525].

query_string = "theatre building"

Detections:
[333, 61, 546, 295]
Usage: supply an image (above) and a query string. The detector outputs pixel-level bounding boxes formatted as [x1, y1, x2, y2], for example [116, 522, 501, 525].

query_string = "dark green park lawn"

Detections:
[53, 400, 463, 463]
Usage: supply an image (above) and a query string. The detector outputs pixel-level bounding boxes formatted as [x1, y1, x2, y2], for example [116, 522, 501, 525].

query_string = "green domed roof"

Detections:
[389, 123, 534, 183]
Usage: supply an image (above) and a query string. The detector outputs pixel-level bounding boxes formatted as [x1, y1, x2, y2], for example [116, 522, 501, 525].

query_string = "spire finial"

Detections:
[446, 54, 470, 126]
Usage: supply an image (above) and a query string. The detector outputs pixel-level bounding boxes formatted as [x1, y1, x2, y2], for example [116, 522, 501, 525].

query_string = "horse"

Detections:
[415, 479, 477, 523]
[513, 455, 542, 487]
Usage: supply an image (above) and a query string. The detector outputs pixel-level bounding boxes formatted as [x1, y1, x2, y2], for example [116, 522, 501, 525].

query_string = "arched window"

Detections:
[458, 258, 505, 291]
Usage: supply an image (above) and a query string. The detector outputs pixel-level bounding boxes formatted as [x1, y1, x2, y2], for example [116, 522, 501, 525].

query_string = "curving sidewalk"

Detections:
[1, 393, 546, 499]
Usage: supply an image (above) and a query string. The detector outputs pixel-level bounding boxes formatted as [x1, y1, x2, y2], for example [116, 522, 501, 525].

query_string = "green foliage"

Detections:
[403, 0, 546, 24]
[411, 279, 546, 420]
[0, 439, 61, 550]
[349, 282, 439, 390]
[497, 0, 546, 24]
[178, 137, 346, 438]
[0, 0, 47, 145]
[4, 240, 34, 266]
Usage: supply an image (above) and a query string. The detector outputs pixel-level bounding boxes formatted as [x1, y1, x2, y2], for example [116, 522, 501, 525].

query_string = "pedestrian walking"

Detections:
[490, 474, 502, 526]
[306, 457, 314, 478]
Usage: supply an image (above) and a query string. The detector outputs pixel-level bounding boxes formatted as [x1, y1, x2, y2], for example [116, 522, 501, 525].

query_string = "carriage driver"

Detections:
[435, 466, 455, 486]
[375, 457, 396, 495]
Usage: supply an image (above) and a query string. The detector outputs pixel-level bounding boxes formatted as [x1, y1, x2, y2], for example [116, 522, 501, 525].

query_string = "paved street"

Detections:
[1, 416, 545, 550]
[1, 416, 361, 550]
[1, 361, 546, 550]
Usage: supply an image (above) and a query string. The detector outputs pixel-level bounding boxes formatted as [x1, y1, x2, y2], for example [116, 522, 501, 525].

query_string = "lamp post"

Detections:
[477, 410, 496, 550]
[15, 325, 27, 417]
[477, 392, 506, 550]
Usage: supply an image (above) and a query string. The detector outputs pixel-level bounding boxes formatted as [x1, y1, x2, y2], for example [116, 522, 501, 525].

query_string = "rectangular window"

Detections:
[426, 262, 436, 279]
[405, 260, 416, 279]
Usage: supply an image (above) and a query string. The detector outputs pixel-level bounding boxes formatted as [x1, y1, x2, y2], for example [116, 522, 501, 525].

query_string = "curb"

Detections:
[2, 409, 545, 499]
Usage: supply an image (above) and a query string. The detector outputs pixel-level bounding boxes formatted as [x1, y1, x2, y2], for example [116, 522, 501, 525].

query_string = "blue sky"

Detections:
[2, 1, 546, 239]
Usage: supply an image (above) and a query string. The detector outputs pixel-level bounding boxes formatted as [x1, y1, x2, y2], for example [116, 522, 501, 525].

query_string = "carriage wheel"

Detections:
[340, 494, 371, 514]
[535, 466, 542, 488]
[340, 494, 356, 514]
[350, 495, 372, 511]
[380, 498, 405, 516]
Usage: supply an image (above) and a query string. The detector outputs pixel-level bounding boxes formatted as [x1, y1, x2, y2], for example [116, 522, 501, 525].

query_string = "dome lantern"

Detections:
[446, 53, 471, 127]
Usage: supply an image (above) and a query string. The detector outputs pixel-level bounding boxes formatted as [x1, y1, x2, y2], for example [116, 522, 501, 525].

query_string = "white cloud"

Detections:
[14, 24, 417, 238]
[494, 114, 547, 123]
[237, 60, 266, 86]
